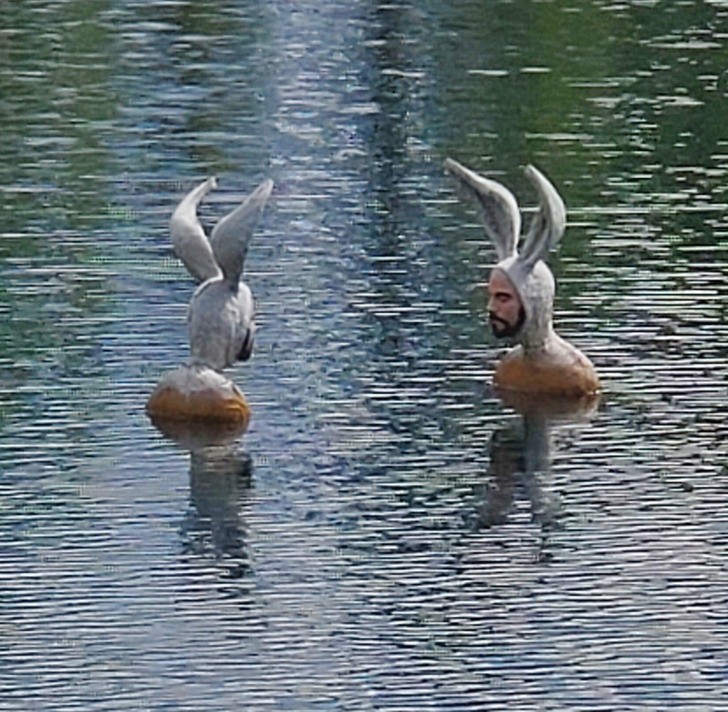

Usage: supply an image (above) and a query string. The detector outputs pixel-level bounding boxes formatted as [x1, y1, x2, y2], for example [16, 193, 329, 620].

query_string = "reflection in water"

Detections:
[152, 419, 253, 582]
[473, 395, 600, 561]
[183, 446, 252, 581]
[476, 419, 553, 529]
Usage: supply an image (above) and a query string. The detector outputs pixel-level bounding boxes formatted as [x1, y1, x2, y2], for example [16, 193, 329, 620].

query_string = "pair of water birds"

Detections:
[146, 160, 600, 426]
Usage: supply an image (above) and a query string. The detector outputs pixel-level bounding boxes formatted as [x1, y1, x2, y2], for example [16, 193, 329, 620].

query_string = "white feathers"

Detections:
[444, 158, 520, 261]
[520, 165, 566, 270]
[170, 177, 221, 284]
[169, 177, 273, 372]
[444, 159, 565, 272]
[210, 179, 274, 286]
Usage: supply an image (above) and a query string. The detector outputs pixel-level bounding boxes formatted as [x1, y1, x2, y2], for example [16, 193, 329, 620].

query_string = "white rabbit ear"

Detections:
[170, 177, 221, 283]
[210, 179, 274, 285]
[444, 158, 520, 261]
[520, 165, 566, 269]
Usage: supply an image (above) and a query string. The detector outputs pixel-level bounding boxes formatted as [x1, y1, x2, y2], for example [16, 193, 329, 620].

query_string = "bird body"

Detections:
[445, 158, 599, 399]
[494, 333, 600, 397]
[188, 279, 254, 371]
[147, 176, 273, 425]
[147, 364, 250, 425]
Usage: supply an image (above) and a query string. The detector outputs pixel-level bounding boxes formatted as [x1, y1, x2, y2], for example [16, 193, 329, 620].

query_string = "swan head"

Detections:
[187, 279, 254, 372]
[489, 257, 555, 352]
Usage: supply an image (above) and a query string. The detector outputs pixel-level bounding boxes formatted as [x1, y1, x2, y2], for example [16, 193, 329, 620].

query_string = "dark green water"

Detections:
[1, 1, 726, 709]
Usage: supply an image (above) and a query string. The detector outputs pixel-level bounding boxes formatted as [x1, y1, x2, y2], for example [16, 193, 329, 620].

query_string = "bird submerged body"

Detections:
[147, 365, 250, 425]
[494, 334, 600, 398]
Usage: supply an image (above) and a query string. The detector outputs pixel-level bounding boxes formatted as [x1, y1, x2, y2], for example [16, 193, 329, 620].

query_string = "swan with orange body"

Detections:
[445, 158, 600, 398]
[147, 176, 273, 426]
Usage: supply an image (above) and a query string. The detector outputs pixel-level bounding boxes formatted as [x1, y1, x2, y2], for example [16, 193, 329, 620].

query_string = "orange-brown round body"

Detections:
[494, 341, 600, 398]
[146, 366, 250, 426]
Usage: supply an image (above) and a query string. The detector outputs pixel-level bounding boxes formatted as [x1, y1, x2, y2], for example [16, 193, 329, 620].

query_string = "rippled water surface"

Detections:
[1, 1, 727, 709]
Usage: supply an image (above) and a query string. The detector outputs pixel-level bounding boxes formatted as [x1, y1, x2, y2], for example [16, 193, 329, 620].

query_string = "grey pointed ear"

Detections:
[170, 177, 221, 283]
[444, 158, 520, 261]
[519, 165, 566, 269]
[210, 179, 274, 285]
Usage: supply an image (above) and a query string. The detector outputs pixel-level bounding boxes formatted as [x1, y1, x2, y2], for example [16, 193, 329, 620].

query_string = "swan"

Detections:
[147, 176, 274, 425]
[445, 158, 600, 398]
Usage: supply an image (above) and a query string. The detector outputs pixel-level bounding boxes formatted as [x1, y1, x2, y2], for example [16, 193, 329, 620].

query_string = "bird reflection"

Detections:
[473, 392, 600, 560]
[183, 445, 252, 580]
[474, 417, 557, 530]
[151, 417, 253, 581]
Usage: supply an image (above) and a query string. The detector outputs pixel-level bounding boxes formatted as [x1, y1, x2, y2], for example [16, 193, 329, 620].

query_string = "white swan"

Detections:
[147, 176, 274, 425]
[445, 159, 600, 398]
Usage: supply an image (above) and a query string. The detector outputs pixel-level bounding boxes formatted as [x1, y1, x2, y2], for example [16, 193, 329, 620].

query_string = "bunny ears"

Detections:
[170, 177, 274, 286]
[444, 158, 566, 270]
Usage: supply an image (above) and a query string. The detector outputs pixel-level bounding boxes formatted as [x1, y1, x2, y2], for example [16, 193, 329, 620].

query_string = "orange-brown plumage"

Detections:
[146, 366, 250, 425]
[494, 341, 600, 397]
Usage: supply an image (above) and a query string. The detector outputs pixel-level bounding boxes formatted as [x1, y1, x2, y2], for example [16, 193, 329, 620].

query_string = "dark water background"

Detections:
[1, 1, 726, 709]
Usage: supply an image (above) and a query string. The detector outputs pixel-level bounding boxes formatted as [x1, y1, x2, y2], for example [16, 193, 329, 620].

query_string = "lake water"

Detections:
[1, 1, 726, 710]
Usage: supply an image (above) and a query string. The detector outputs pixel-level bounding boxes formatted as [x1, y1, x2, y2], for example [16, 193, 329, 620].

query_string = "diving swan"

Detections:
[146, 176, 274, 425]
[445, 159, 600, 398]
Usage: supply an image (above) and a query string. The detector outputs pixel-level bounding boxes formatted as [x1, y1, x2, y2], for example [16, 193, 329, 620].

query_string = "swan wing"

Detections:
[520, 165, 566, 269]
[170, 177, 221, 283]
[210, 179, 274, 285]
[444, 158, 520, 261]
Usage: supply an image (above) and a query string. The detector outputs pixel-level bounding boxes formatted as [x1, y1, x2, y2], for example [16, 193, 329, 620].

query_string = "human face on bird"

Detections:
[487, 268, 525, 339]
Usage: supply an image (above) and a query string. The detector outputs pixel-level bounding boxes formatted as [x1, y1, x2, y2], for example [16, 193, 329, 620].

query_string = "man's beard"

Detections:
[489, 307, 526, 339]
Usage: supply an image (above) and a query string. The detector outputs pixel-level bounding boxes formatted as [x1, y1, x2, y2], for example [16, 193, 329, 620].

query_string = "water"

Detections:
[1, 1, 727, 709]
